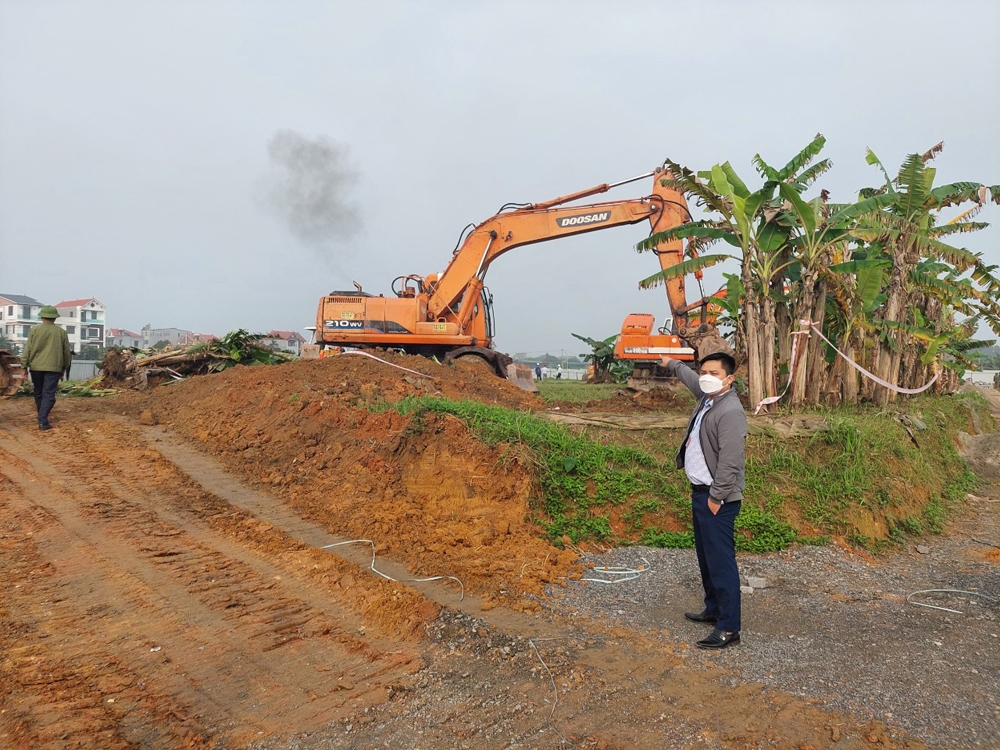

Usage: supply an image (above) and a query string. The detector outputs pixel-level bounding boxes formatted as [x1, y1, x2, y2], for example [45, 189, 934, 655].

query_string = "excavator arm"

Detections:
[425, 167, 692, 329]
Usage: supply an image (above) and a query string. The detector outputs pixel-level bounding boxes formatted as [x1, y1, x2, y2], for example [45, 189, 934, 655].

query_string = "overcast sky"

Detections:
[1, 0, 998, 358]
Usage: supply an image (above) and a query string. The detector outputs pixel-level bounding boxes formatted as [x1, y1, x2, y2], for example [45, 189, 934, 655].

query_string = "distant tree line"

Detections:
[969, 345, 1000, 371]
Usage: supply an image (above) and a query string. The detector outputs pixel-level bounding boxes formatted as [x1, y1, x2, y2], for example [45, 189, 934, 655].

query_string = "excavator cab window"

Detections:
[481, 287, 496, 340]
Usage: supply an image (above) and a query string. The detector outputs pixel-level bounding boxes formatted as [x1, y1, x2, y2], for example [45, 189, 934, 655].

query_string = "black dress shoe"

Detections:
[684, 610, 718, 624]
[39, 423, 53, 431]
[696, 628, 740, 649]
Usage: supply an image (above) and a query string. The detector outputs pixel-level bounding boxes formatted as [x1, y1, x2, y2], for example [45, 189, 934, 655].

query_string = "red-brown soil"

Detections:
[0, 356, 938, 748]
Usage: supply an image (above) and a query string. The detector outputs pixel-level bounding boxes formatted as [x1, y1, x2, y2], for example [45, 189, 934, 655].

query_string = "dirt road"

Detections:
[2, 364, 993, 748]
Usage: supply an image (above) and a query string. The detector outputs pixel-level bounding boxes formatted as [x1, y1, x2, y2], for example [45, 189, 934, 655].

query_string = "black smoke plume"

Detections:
[263, 130, 360, 245]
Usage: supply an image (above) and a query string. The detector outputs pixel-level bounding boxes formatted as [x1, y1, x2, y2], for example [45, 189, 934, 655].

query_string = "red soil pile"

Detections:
[144, 352, 577, 610]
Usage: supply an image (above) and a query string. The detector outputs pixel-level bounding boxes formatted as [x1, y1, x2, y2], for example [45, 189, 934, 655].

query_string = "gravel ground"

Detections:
[542, 495, 1000, 749]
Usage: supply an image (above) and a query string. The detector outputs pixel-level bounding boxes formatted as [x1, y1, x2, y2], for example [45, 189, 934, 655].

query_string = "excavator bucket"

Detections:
[0, 350, 28, 397]
[506, 362, 538, 392]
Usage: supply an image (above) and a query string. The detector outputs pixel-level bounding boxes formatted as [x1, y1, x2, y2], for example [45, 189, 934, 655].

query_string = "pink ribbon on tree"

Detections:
[754, 320, 939, 414]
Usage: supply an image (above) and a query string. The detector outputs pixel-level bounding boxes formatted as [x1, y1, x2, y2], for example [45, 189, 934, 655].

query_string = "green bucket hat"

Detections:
[39, 305, 59, 319]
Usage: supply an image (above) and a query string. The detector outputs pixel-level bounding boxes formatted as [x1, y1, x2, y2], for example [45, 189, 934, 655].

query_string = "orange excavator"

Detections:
[313, 166, 722, 388]
[613, 287, 730, 385]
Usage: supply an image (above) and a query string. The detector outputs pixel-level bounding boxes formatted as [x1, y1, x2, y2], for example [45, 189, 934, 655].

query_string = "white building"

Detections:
[140, 324, 194, 348]
[261, 330, 306, 355]
[106, 328, 144, 349]
[55, 298, 107, 353]
[0, 293, 43, 348]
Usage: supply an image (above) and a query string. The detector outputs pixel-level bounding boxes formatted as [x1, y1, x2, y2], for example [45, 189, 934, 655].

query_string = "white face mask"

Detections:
[699, 373, 728, 395]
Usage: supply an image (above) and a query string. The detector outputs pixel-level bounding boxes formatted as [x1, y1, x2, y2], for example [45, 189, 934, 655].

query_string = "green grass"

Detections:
[369, 390, 993, 554]
[744, 392, 990, 548]
[535, 379, 619, 404]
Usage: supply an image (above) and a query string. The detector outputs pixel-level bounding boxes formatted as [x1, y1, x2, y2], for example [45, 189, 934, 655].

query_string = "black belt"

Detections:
[690, 483, 711, 492]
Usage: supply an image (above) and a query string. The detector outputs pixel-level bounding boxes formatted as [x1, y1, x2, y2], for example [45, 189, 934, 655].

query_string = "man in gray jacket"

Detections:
[661, 352, 747, 649]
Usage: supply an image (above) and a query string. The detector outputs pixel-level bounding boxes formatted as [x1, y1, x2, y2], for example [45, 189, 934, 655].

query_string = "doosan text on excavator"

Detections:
[310, 165, 728, 389]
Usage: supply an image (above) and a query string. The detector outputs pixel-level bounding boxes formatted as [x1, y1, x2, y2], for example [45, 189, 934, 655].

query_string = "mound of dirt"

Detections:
[551, 384, 694, 414]
[142, 353, 576, 610]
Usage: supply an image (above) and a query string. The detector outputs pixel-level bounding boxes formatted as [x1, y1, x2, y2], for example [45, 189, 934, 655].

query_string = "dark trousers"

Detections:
[691, 487, 742, 632]
[31, 370, 61, 426]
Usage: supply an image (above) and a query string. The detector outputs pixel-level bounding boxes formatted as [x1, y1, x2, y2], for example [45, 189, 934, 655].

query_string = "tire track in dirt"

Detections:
[0, 457, 204, 749]
[0, 422, 425, 748]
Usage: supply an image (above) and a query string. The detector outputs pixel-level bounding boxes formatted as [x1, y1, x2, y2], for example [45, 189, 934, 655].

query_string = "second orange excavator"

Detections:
[313, 165, 724, 388]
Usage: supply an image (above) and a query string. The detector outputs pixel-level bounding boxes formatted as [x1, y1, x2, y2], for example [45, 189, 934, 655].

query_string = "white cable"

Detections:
[580, 558, 651, 584]
[320, 539, 464, 600]
[528, 639, 559, 720]
[528, 638, 576, 746]
[906, 588, 997, 615]
[337, 350, 441, 381]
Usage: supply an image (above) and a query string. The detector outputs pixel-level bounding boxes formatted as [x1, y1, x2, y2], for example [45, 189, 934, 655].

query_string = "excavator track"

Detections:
[0, 350, 28, 397]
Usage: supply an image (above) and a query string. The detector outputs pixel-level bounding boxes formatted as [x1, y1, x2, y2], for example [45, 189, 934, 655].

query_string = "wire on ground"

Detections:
[906, 588, 997, 615]
[580, 558, 651, 584]
[320, 539, 464, 600]
[338, 350, 442, 382]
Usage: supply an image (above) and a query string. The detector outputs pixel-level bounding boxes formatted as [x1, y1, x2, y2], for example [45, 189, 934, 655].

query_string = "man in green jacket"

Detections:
[22, 305, 72, 430]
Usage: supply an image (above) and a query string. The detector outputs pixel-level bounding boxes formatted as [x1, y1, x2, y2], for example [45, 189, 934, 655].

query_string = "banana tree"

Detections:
[776, 184, 898, 404]
[572, 333, 621, 383]
[859, 144, 1000, 404]
[824, 248, 892, 403]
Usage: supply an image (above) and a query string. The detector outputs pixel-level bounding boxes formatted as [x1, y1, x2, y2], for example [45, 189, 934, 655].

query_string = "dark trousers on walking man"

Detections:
[31, 370, 61, 429]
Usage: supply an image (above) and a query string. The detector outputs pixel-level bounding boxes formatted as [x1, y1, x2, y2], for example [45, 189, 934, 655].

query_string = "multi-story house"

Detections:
[0, 294, 43, 348]
[262, 330, 306, 355]
[106, 328, 145, 349]
[56, 298, 106, 353]
[140, 325, 194, 348]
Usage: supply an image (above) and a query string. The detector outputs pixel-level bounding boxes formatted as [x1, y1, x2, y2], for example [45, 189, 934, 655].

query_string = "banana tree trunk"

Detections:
[762, 295, 778, 401]
[742, 281, 766, 409]
[776, 300, 791, 372]
[789, 276, 815, 407]
[841, 335, 859, 405]
[825, 354, 844, 405]
[899, 346, 919, 392]
[805, 281, 829, 405]
[874, 260, 907, 406]
[858, 329, 876, 402]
